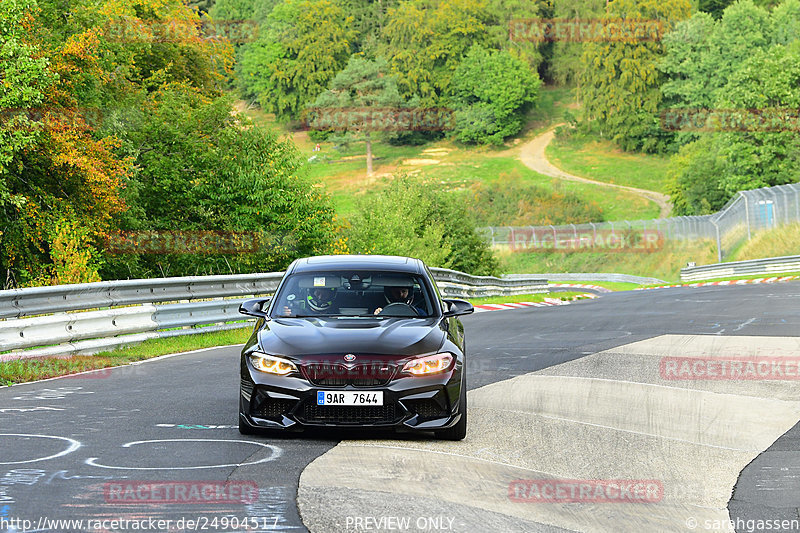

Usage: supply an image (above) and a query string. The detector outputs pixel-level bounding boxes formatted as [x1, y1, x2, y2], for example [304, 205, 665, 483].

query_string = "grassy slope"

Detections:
[497, 239, 719, 282]
[546, 135, 672, 194]
[240, 89, 661, 222]
[239, 95, 797, 278]
[730, 223, 800, 262]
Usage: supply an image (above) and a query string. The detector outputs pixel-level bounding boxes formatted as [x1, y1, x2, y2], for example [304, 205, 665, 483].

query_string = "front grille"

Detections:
[404, 398, 449, 419]
[311, 377, 387, 387]
[300, 403, 398, 424]
[251, 398, 297, 419]
[303, 363, 394, 387]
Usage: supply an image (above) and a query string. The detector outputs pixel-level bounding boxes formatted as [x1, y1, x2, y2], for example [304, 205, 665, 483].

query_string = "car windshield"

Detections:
[270, 270, 435, 318]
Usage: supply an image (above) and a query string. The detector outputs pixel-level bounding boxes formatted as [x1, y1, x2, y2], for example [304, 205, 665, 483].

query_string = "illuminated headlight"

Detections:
[249, 352, 298, 375]
[402, 353, 454, 376]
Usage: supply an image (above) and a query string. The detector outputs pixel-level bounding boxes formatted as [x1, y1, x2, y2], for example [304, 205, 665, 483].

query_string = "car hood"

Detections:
[256, 317, 446, 358]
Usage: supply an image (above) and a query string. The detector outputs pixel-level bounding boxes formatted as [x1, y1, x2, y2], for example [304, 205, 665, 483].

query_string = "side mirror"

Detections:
[239, 297, 271, 318]
[442, 298, 474, 317]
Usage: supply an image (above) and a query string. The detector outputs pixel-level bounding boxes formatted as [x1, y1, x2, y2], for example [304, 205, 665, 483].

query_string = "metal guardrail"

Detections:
[503, 273, 666, 285]
[429, 268, 548, 298]
[680, 255, 800, 282]
[0, 269, 548, 361]
[0, 273, 283, 319]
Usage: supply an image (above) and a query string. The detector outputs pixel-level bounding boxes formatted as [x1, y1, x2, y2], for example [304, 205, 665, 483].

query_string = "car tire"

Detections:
[436, 370, 467, 441]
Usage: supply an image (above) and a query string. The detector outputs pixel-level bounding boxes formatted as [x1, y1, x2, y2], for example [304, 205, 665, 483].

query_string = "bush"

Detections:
[450, 45, 541, 145]
[345, 175, 499, 276]
[468, 172, 605, 227]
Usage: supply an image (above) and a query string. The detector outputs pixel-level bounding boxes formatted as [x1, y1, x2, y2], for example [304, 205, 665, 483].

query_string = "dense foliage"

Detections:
[233, 0, 542, 146]
[0, 0, 337, 287]
[345, 175, 499, 276]
[661, 0, 800, 214]
[5, 0, 799, 285]
[469, 174, 605, 227]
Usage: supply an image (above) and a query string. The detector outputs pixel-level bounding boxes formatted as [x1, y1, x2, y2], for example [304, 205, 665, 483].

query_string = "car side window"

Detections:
[424, 265, 446, 314]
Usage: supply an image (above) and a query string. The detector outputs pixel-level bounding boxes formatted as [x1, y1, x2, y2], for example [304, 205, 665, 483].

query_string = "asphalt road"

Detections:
[1, 282, 798, 532]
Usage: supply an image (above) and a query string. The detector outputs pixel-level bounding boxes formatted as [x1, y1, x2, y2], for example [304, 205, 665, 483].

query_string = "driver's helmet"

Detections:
[306, 287, 337, 312]
[384, 285, 413, 305]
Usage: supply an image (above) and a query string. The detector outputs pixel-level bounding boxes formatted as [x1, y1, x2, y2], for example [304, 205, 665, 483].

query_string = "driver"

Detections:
[283, 287, 337, 316]
[373, 285, 423, 316]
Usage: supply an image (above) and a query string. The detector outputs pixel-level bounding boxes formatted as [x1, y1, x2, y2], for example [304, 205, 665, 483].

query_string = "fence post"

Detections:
[712, 219, 723, 262]
[744, 193, 752, 241]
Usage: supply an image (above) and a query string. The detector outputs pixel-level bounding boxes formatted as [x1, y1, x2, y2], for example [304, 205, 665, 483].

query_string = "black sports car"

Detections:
[237, 254, 474, 440]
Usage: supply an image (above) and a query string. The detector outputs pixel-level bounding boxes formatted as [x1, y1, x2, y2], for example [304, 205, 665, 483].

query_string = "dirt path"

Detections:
[519, 126, 672, 218]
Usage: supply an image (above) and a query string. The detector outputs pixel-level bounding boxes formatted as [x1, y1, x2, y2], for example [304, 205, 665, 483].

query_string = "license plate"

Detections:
[316, 391, 383, 406]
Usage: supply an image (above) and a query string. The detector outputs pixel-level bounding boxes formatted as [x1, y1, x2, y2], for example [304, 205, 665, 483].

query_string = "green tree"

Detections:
[309, 56, 403, 175]
[664, 0, 800, 213]
[1, 0, 130, 286]
[547, 0, 605, 85]
[382, 0, 491, 103]
[704, 0, 771, 104]
[484, 0, 543, 71]
[579, 0, 692, 152]
[666, 135, 728, 215]
[346, 175, 499, 275]
[210, 0, 278, 21]
[103, 86, 337, 278]
[770, 0, 800, 45]
[659, 12, 718, 110]
[713, 43, 800, 196]
[449, 45, 540, 145]
[237, 0, 356, 120]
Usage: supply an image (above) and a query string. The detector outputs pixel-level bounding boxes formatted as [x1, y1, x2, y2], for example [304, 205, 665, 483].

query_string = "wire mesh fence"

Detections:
[479, 183, 800, 261]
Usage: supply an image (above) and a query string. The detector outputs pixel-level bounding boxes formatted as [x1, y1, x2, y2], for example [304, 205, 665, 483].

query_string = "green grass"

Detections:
[520, 86, 576, 136]
[546, 135, 671, 194]
[422, 157, 660, 221]
[241, 90, 659, 222]
[0, 327, 251, 386]
[548, 280, 643, 291]
[497, 238, 719, 282]
[467, 291, 586, 305]
[730, 223, 800, 262]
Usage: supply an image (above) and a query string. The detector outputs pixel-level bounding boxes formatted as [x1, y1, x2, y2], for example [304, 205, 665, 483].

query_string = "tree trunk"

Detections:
[365, 132, 373, 176]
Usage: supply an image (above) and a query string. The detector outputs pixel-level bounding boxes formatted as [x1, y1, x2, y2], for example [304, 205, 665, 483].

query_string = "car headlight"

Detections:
[249, 352, 298, 376]
[402, 352, 454, 376]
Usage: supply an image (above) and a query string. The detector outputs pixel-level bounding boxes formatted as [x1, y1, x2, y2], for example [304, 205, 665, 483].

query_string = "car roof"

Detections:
[288, 255, 424, 275]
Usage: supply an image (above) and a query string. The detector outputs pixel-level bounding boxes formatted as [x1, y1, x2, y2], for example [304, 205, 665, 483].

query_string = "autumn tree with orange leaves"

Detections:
[1, 0, 337, 286]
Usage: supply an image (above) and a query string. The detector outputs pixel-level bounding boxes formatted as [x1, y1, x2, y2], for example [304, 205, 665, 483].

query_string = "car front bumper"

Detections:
[239, 359, 464, 433]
